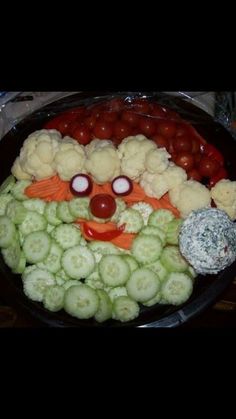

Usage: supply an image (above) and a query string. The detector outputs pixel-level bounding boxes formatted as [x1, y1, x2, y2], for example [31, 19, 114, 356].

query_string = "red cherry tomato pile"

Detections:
[44, 97, 227, 187]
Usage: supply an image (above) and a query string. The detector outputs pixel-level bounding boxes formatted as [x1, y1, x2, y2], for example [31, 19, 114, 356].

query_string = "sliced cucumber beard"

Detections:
[6, 200, 27, 224]
[166, 219, 183, 245]
[99, 255, 130, 287]
[23, 268, 56, 302]
[0, 215, 17, 248]
[0, 194, 14, 216]
[1, 240, 21, 270]
[68, 197, 90, 220]
[37, 240, 63, 273]
[117, 208, 143, 233]
[112, 296, 140, 322]
[0, 175, 16, 194]
[148, 209, 174, 230]
[161, 272, 193, 305]
[19, 211, 47, 236]
[62, 245, 95, 279]
[95, 290, 112, 323]
[131, 235, 163, 264]
[160, 245, 188, 273]
[57, 201, 76, 223]
[64, 284, 99, 319]
[23, 198, 46, 215]
[43, 285, 65, 312]
[11, 180, 32, 201]
[23, 231, 51, 264]
[52, 224, 81, 250]
[126, 268, 160, 303]
[45, 202, 62, 226]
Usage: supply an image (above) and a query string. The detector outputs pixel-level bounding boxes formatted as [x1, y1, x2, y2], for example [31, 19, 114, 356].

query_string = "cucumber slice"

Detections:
[47, 223, 56, 234]
[43, 285, 65, 312]
[11, 180, 32, 201]
[0, 194, 14, 216]
[23, 268, 56, 302]
[37, 240, 63, 273]
[145, 259, 168, 282]
[23, 231, 51, 264]
[62, 245, 95, 279]
[6, 199, 27, 224]
[23, 198, 46, 215]
[19, 211, 47, 236]
[57, 201, 76, 223]
[140, 226, 166, 245]
[94, 290, 112, 323]
[122, 254, 139, 273]
[99, 255, 130, 287]
[85, 271, 105, 290]
[55, 269, 70, 285]
[88, 240, 120, 255]
[12, 253, 27, 274]
[64, 284, 99, 319]
[63, 280, 82, 290]
[160, 245, 188, 273]
[111, 198, 127, 223]
[45, 202, 62, 226]
[131, 202, 153, 225]
[0, 215, 17, 248]
[117, 208, 143, 233]
[131, 235, 162, 264]
[148, 209, 174, 230]
[166, 219, 183, 245]
[107, 286, 128, 302]
[1, 240, 21, 270]
[53, 224, 81, 250]
[22, 264, 38, 281]
[0, 175, 16, 194]
[161, 272, 193, 305]
[68, 197, 90, 220]
[187, 265, 198, 280]
[142, 292, 162, 307]
[112, 296, 140, 322]
[126, 268, 160, 303]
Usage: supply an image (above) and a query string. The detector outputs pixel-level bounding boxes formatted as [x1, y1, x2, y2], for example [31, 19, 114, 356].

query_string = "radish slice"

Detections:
[70, 174, 93, 197]
[111, 176, 133, 196]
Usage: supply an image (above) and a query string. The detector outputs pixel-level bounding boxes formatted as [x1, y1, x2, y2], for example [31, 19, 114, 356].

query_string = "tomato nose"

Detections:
[90, 194, 117, 219]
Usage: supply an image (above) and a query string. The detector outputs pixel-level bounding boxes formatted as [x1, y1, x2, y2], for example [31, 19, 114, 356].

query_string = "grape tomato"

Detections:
[90, 194, 117, 219]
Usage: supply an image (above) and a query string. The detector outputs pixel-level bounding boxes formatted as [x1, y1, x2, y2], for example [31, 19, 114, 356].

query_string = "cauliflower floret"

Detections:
[85, 139, 114, 156]
[140, 171, 169, 199]
[54, 137, 86, 181]
[85, 145, 120, 184]
[211, 179, 236, 220]
[169, 180, 211, 218]
[13, 129, 62, 180]
[145, 147, 171, 174]
[11, 157, 32, 180]
[163, 163, 187, 189]
[131, 202, 154, 225]
[211, 179, 236, 207]
[118, 135, 157, 180]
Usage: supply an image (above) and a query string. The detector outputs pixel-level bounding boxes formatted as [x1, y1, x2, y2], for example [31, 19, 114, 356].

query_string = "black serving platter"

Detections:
[1, 91, 236, 328]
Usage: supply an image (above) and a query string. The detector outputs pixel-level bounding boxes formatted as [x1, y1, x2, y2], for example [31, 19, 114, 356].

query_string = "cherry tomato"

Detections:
[90, 194, 117, 219]
[187, 168, 202, 182]
[194, 153, 202, 166]
[81, 222, 125, 241]
[198, 156, 220, 178]
[151, 134, 169, 149]
[209, 168, 228, 187]
[202, 144, 224, 166]
[84, 114, 97, 130]
[67, 121, 82, 136]
[57, 119, 74, 135]
[71, 124, 91, 145]
[191, 137, 201, 154]
[100, 111, 119, 123]
[175, 123, 190, 137]
[121, 110, 140, 127]
[93, 120, 113, 139]
[131, 98, 150, 114]
[157, 120, 177, 139]
[173, 136, 192, 152]
[150, 104, 167, 118]
[113, 121, 132, 141]
[175, 152, 195, 171]
[168, 138, 175, 154]
[106, 98, 125, 112]
[139, 117, 156, 137]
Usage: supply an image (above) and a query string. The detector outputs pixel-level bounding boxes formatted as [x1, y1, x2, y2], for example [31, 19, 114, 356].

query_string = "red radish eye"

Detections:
[70, 174, 93, 197]
[111, 176, 133, 196]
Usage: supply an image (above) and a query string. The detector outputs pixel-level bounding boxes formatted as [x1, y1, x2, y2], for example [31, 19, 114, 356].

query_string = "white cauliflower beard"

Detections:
[145, 148, 171, 174]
